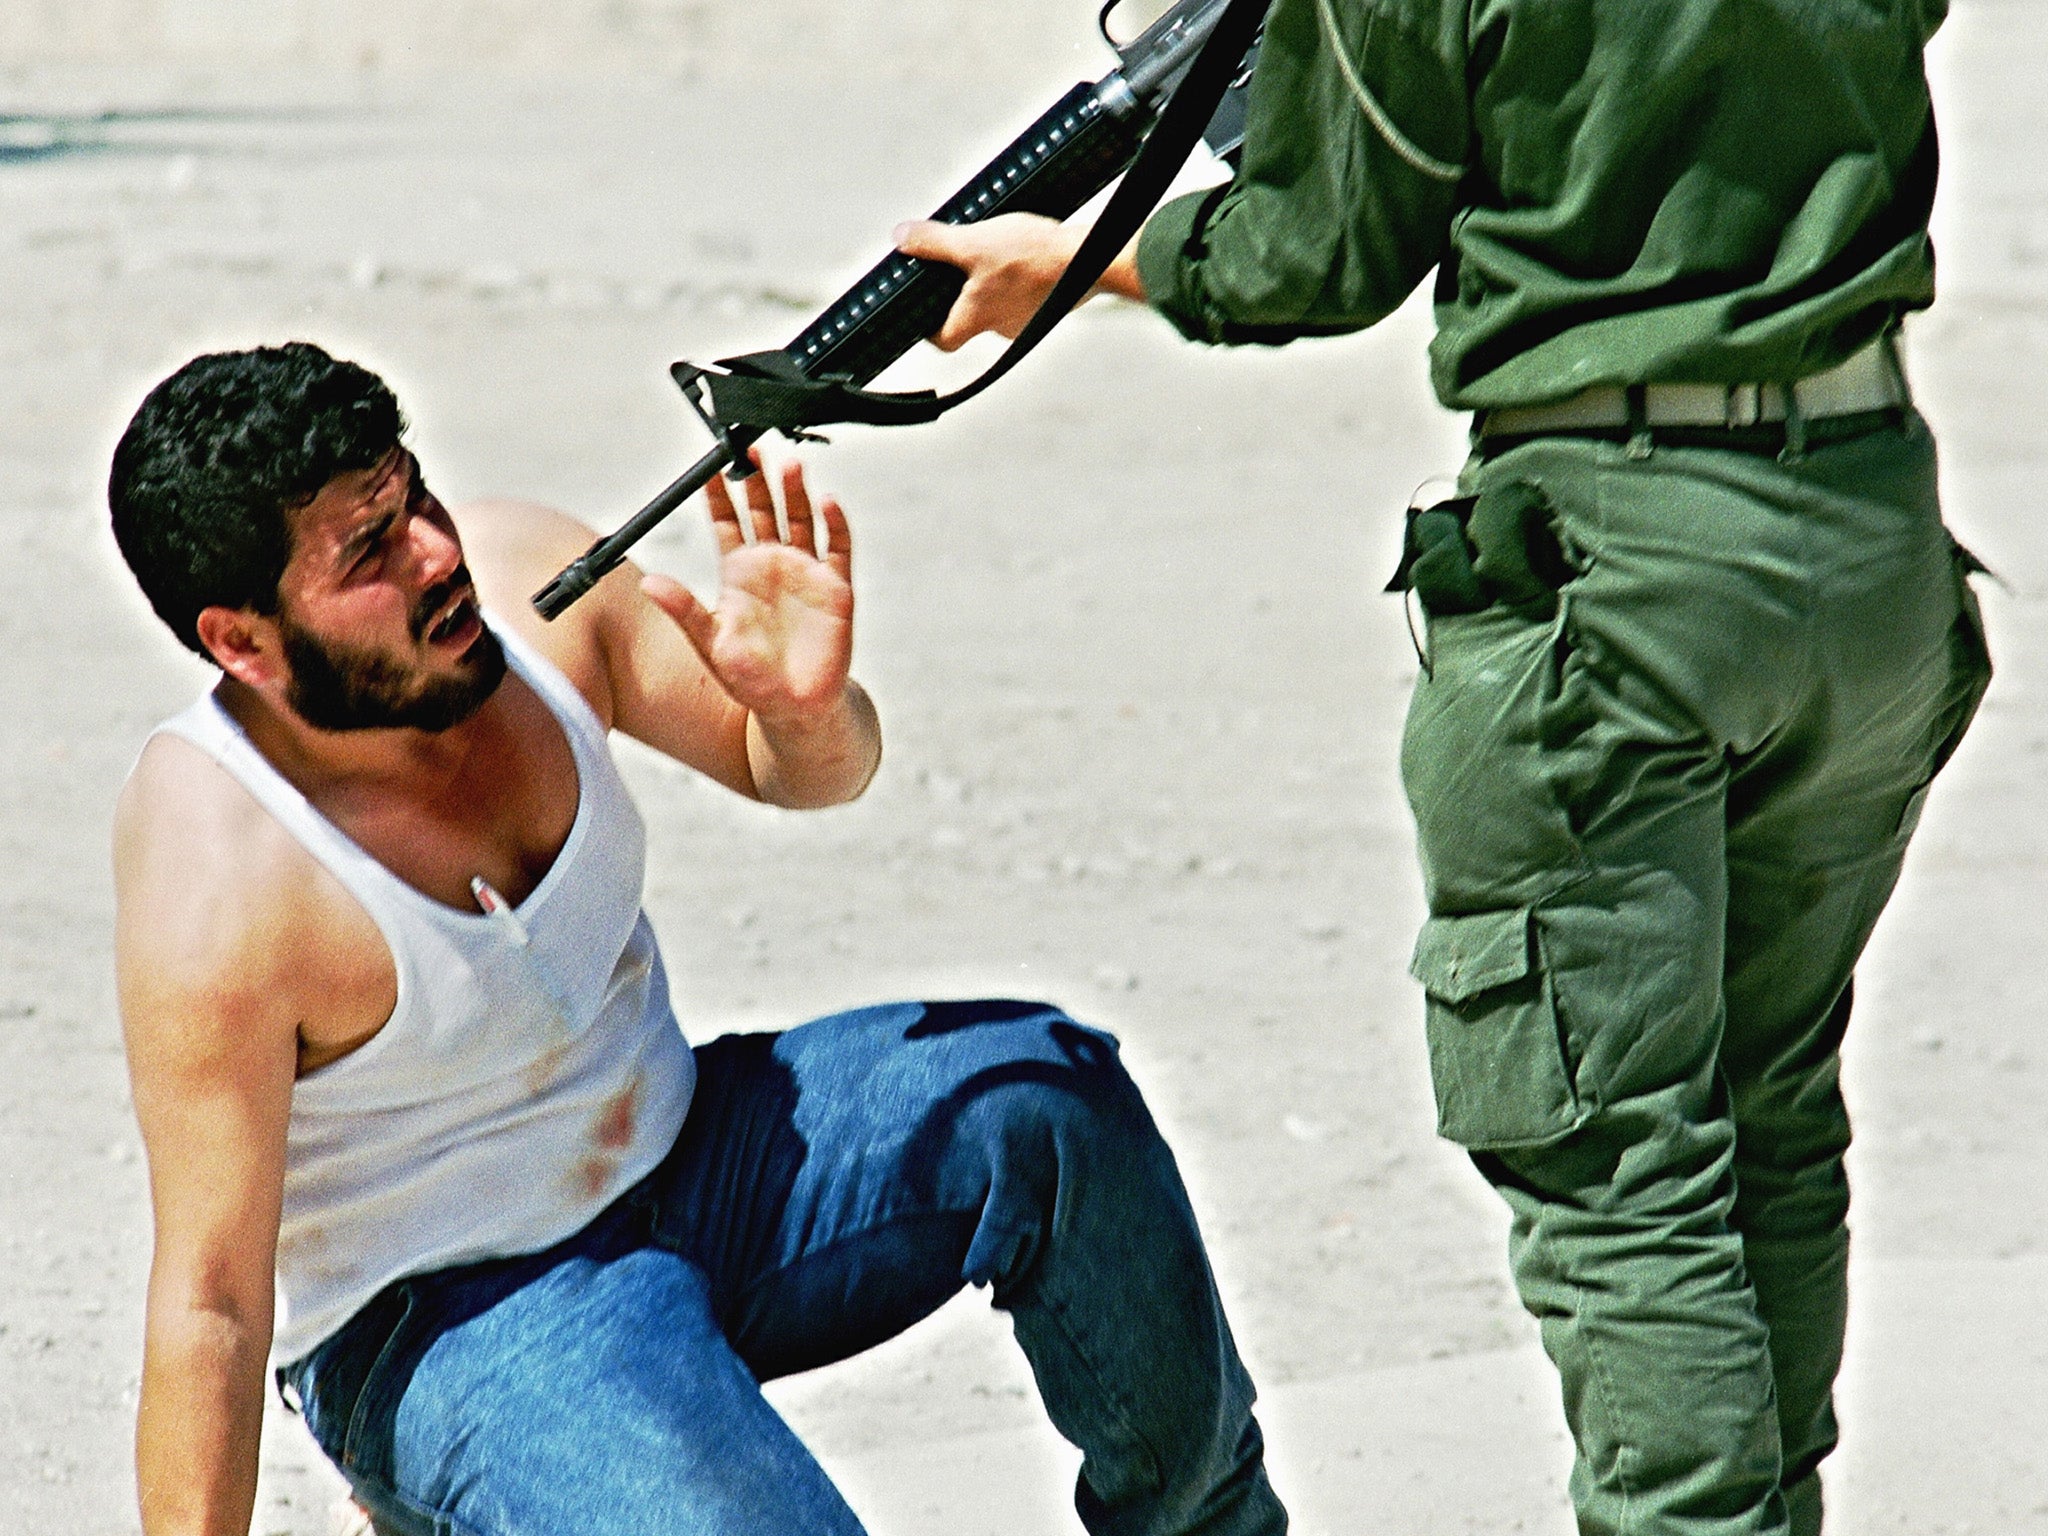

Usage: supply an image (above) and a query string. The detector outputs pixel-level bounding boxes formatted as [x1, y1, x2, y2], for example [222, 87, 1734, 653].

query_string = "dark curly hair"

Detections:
[109, 342, 407, 655]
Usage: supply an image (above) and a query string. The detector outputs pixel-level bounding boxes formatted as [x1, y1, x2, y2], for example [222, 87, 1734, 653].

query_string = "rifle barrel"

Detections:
[530, 433, 757, 620]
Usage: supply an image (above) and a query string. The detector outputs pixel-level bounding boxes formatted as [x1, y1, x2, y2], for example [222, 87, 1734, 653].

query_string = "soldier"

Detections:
[899, 1, 1990, 1531]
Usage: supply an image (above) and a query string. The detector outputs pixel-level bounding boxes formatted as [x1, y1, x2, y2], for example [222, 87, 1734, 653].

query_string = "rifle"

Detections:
[533, 0, 1265, 619]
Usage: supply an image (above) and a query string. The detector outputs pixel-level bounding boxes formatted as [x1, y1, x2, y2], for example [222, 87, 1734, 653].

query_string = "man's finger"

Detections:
[819, 497, 852, 581]
[702, 473, 746, 557]
[640, 573, 719, 666]
[740, 450, 780, 544]
[780, 460, 817, 555]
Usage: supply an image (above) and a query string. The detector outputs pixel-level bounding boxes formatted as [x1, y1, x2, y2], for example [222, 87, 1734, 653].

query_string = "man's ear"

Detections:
[194, 606, 283, 689]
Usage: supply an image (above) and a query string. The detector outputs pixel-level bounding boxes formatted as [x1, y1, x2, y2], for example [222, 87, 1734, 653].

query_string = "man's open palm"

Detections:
[641, 455, 854, 726]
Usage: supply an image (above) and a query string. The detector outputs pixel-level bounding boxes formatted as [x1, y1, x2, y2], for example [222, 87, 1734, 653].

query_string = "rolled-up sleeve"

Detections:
[1137, 0, 1469, 346]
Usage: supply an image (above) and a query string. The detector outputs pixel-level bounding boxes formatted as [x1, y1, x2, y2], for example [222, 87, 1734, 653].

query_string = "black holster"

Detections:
[1386, 481, 1571, 618]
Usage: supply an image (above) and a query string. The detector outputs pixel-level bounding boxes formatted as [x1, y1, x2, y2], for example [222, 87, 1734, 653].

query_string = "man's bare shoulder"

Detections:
[450, 498, 605, 591]
[449, 499, 641, 718]
[114, 730, 391, 1064]
[117, 730, 306, 929]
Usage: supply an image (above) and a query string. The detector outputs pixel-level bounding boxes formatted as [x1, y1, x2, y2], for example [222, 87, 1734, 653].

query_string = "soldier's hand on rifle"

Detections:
[896, 213, 1146, 352]
[640, 453, 854, 729]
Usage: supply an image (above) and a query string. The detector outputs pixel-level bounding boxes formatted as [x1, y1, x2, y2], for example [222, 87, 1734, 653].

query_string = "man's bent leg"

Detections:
[646, 1001, 1284, 1536]
[283, 1229, 868, 1535]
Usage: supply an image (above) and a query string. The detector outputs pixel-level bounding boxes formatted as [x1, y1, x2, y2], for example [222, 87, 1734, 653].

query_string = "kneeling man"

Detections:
[110, 342, 1284, 1536]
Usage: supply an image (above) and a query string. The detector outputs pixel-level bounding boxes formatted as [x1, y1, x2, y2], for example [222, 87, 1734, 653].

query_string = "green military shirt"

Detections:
[1134, 0, 1947, 409]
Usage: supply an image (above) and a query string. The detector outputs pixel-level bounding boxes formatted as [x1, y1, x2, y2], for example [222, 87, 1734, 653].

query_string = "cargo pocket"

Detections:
[1410, 907, 1584, 1150]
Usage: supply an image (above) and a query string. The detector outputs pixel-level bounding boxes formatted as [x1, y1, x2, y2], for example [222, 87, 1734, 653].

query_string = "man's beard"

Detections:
[279, 583, 507, 733]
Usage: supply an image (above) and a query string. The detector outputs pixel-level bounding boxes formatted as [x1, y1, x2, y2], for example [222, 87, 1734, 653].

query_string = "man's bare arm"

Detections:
[115, 743, 307, 1536]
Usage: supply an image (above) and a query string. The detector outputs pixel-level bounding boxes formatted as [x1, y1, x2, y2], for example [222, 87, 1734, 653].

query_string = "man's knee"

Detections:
[913, 1007, 1193, 1275]
[921, 1002, 1152, 1159]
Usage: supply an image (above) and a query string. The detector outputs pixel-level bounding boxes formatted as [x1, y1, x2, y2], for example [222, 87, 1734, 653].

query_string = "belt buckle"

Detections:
[1725, 382, 1763, 429]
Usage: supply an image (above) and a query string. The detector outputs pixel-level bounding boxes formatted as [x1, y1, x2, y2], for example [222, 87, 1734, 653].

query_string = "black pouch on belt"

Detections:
[1386, 481, 1568, 618]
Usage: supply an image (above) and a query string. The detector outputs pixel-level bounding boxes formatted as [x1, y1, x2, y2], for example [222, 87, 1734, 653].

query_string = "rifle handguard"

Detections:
[670, 80, 1148, 443]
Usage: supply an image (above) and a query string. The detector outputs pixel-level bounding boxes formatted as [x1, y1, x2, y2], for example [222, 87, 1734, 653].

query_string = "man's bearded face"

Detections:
[277, 571, 506, 733]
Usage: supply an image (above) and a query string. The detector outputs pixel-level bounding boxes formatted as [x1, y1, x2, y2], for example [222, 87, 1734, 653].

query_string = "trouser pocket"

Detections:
[1410, 907, 1586, 1150]
[1895, 536, 1995, 837]
[1934, 535, 1994, 767]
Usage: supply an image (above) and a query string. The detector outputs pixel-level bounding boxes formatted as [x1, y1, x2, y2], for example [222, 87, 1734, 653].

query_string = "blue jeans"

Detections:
[280, 999, 1285, 1536]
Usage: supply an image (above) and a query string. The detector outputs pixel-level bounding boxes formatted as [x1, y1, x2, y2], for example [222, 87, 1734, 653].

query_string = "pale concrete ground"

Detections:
[0, 2, 2041, 1532]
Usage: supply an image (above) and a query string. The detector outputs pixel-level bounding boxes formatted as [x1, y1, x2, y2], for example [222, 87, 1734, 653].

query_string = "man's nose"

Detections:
[408, 508, 464, 587]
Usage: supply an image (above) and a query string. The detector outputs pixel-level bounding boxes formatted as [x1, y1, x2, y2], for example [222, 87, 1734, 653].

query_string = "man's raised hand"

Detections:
[640, 454, 854, 728]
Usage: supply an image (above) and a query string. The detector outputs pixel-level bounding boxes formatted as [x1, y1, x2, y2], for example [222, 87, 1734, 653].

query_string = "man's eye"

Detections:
[348, 522, 396, 573]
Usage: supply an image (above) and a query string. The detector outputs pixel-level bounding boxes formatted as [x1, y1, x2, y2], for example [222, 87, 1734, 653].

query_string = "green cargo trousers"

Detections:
[1399, 415, 1990, 1536]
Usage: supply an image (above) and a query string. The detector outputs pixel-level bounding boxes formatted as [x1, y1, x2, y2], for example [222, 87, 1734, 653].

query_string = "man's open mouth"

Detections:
[425, 592, 481, 646]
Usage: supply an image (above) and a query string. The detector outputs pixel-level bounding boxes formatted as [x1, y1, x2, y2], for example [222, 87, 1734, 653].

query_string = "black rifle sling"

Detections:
[698, 0, 1269, 438]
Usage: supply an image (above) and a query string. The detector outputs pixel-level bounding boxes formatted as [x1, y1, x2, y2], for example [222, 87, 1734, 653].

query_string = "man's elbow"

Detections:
[144, 1282, 272, 1365]
[144, 1242, 275, 1351]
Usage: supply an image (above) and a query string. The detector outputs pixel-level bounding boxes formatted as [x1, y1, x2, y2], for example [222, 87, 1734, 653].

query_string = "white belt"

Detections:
[1476, 336, 1908, 438]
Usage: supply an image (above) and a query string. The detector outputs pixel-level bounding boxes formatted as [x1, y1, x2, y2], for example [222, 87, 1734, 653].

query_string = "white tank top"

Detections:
[154, 621, 695, 1363]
